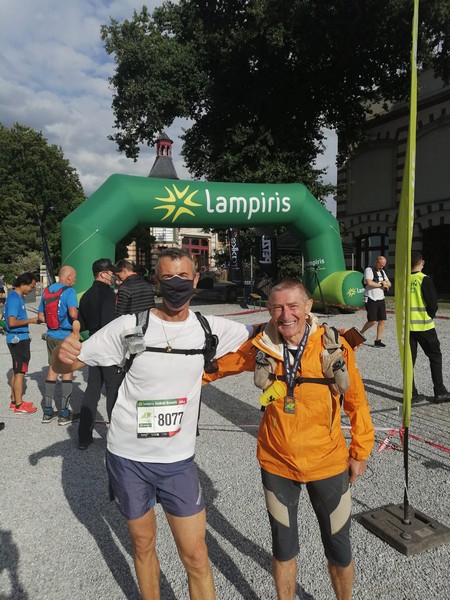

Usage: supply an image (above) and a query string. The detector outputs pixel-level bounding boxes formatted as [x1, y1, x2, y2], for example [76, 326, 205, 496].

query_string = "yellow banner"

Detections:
[395, 0, 419, 427]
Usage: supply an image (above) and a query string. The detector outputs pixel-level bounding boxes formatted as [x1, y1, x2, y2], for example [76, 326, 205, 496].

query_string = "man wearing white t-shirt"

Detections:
[360, 256, 391, 347]
[53, 248, 253, 600]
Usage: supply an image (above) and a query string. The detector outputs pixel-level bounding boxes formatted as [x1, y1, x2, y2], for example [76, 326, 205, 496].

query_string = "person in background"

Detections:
[0, 274, 6, 305]
[38, 266, 78, 425]
[115, 259, 155, 316]
[77, 258, 121, 450]
[4, 272, 40, 414]
[360, 256, 391, 347]
[410, 251, 450, 404]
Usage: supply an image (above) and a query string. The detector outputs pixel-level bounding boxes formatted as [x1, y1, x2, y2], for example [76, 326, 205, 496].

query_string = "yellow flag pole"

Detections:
[394, 0, 419, 522]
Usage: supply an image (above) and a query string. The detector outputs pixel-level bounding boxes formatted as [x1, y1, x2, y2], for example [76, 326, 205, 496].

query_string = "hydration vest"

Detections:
[110, 310, 219, 412]
[43, 285, 69, 330]
[254, 323, 350, 396]
[362, 267, 387, 288]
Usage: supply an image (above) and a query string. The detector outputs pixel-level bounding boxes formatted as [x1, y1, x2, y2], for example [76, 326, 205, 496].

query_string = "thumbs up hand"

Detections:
[58, 319, 83, 365]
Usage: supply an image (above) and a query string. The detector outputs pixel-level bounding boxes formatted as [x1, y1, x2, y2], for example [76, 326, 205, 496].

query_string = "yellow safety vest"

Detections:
[410, 272, 435, 332]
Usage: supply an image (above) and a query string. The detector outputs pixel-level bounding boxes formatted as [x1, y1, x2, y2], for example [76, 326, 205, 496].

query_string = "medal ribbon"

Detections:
[282, 323, 310, 398]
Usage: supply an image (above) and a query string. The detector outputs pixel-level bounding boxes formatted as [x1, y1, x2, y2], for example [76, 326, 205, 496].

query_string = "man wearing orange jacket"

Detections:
[207, 278, 374, 600]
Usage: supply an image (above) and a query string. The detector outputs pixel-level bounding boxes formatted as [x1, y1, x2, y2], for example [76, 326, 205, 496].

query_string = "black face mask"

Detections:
[158, 276, 195, 308]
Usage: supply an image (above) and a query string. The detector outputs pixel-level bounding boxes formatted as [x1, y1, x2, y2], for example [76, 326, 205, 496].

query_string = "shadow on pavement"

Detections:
[0, 530, 29, 600]
[28, 427, 139, 598]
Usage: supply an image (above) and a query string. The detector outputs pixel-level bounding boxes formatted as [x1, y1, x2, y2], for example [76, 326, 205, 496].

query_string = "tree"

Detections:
[115, 225, 156, 264]
[0, 123, 84, 274]
[101, 0, 449, 195]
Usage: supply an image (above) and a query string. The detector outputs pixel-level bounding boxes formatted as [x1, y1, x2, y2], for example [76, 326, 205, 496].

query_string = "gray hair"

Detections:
[268, 278, 310, 302]
[155, 248, 196, 276]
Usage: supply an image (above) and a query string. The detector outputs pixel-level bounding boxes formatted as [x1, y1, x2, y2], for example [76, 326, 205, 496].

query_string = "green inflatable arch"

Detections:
[61, 175, 364, 308]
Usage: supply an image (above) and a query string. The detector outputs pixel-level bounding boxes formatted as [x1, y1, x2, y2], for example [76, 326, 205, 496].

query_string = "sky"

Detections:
[0, 0, 337, 208]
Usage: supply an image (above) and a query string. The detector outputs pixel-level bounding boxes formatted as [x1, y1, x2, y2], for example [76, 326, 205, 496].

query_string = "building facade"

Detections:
[337, 70, 450, 292]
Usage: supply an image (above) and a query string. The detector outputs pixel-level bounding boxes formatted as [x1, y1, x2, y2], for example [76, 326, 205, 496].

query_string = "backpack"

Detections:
[254, 323, 350, 396]
[43, 285, 69, 330]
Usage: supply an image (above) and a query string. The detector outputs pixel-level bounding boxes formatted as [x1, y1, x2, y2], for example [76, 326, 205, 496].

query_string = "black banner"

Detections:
[255, 229, 278, 279]
[227, 227, 243, 284]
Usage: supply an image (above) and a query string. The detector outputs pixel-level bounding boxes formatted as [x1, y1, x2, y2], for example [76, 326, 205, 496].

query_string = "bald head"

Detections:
[374, 256, 387, 269]
[58, 266, 77, 287]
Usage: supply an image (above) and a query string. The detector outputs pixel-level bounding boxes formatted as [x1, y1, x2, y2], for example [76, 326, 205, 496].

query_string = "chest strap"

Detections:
[268, 373, 336, 386]
[143, 346, 206, 355]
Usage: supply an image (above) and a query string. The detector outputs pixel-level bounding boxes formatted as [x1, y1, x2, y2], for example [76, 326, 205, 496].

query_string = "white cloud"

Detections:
[0, 0, 336, 200]
[0, 0, 189, 197]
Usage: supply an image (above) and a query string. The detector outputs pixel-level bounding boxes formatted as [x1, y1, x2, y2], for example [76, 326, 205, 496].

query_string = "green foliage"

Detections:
[211, 248, 229, 270]
[101, 1, 449, 197]
[277, 254, 303, 279]
[0, 251, 43, 283]
[0, 123, 85, 271]
[115, 226, 156, 262]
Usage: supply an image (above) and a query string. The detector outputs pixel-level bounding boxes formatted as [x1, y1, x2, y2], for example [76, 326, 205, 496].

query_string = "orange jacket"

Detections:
[205, 321, 374, 483]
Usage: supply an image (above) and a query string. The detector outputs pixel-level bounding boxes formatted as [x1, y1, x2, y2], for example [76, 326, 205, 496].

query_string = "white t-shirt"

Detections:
[78, 310, 251, 462]
[364, 267, 389, 301]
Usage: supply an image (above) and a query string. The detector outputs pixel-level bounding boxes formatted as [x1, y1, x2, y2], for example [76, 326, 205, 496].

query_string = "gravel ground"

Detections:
[0, 297, 449, 600]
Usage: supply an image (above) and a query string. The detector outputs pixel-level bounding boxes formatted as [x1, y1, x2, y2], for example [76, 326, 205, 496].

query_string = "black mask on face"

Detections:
[158, 276, 195, 308]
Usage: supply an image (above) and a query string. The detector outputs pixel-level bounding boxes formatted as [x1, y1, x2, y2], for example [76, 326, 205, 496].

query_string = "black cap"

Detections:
[92, 258, 120, 274]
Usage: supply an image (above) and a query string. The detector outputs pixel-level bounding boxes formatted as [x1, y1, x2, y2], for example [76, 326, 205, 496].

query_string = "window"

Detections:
[182, 236, 210, 270]
[357, 235, 388, 270]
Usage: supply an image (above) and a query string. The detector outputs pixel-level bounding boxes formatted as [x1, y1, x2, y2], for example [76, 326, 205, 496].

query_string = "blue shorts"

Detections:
[106, 450, 205, 521]
[261, 469, 352, 567]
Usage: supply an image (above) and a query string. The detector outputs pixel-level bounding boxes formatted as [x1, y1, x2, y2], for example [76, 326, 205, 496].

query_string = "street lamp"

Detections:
[35, 207, 55, 285]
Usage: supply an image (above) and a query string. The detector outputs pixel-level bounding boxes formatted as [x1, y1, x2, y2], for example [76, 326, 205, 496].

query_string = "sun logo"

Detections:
[347, 287, 357, 297]
[154, 184, 202, 222]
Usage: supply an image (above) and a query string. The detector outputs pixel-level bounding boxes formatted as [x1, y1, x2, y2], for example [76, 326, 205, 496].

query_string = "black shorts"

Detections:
[365, 297, 387, 322]
[8, 339, 31, 373]
[261, 469, 352, 567]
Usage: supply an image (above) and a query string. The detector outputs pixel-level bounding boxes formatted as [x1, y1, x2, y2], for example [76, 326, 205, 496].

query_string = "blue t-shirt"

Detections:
[38, 283, 78, 340]
[4, 290, 30, 343]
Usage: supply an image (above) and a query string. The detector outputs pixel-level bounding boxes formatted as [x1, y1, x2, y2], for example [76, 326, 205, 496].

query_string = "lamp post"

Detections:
[35, 207, 55, 285]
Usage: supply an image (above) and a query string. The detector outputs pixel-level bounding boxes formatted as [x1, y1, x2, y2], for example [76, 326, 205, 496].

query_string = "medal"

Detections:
[284, 395, 296, 414]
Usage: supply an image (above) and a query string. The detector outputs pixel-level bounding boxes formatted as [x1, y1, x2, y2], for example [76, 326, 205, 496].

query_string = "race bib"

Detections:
[137, 398, 187, 438]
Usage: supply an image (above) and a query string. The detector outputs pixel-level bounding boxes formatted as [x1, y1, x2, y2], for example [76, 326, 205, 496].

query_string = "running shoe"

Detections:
[42, 410, 58, 424]
[58, 410, 80, 426]
[14, 403, 37, 414]
[10, 400, 34, 410]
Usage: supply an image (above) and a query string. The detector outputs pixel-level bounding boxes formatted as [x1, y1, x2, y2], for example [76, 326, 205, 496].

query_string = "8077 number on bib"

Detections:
[137, 398, 187, 438]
